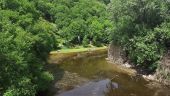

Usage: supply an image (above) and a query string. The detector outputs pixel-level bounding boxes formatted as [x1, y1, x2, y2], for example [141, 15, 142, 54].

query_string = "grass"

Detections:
[50, 46, 107, 54]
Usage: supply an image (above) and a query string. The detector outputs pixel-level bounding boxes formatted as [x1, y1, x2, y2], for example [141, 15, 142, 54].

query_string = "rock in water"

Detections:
[107, 41, 125, 64]
[57, 79, 118, 96]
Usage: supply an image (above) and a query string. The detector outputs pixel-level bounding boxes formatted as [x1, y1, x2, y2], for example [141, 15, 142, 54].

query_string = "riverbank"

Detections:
[47, 49, 170, 96]
[48, 46, 107, 64]
[50, 46, 107, 54]
[107, 43, 170, 85]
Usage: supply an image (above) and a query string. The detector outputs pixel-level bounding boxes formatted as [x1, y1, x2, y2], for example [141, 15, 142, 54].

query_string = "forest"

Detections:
[0, 0, 170, 96]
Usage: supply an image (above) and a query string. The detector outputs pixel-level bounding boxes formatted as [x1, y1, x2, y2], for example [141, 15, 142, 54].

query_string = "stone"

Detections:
[57, 79, 118, 96]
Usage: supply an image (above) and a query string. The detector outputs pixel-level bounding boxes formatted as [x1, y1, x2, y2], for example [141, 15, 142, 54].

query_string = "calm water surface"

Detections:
[47, 51, 170, 96]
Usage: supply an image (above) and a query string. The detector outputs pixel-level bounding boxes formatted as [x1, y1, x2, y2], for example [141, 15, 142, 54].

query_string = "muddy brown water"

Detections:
[47, 50, 170, 96]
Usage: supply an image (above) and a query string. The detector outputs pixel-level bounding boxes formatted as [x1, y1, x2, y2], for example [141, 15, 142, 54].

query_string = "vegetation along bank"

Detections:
[0, 0, 111, 96]
[0, 0, 170, 96]
[108, 0, 170, 85]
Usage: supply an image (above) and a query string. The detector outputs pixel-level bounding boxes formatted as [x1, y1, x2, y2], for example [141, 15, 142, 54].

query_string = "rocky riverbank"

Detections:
[155, 50, 170, 85]
[107, 42, 170, 85]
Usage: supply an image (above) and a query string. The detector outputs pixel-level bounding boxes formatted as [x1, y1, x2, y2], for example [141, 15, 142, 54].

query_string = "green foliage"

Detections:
[109, 0, 170, 71]
[0, 0, 57, 96]
[0, 0, 110, 95]
[3, 78, 36, 96]
[99, 0, 110, 4]
[44, 0, 112, 47]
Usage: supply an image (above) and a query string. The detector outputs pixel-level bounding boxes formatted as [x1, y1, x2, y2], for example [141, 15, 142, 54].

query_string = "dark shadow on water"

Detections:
[42, 64, 65, 96]
[39, 50, 108, 96]
[38, 50, 170, 96]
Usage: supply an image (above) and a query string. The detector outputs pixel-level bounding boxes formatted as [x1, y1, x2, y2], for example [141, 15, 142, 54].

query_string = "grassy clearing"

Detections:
[50, 46, 107, 54]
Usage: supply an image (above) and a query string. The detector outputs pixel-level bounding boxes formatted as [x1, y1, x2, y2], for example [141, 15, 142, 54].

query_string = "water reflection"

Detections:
[47, 52, 170, 96]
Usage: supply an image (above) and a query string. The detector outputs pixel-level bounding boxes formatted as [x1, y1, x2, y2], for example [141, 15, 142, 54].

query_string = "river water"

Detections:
[47, 50, 170, 96]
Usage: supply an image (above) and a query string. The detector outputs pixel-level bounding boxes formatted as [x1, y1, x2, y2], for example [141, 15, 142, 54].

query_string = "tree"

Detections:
[109, 0, 170, 70]
[0, 0, 110, 95]
[50, 0, 111, 47]
[0, 0, 56, 95]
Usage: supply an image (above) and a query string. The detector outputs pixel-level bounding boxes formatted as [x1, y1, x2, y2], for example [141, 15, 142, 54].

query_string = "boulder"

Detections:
[57, 79, 118, 96]
[107, 41, 126, 64]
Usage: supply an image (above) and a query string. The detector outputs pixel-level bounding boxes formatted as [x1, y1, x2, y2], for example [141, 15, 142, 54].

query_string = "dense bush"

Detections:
[0, 0, 110, 95]
[109, 0, 170, 71]
[0, 0, 56, 95]
[36, 0, 112, 47]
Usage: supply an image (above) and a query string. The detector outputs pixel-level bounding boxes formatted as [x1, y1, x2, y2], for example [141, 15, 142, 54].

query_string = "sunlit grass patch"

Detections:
[50, 46, 107, 54]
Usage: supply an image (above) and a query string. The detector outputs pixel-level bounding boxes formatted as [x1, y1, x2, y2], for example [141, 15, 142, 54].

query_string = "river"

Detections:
[46, 49, 170, 96]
